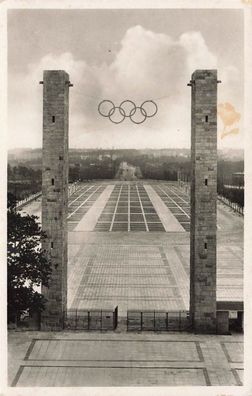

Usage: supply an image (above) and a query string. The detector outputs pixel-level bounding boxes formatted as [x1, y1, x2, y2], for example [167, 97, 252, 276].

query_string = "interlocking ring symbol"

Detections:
[98, 99, 158, 124]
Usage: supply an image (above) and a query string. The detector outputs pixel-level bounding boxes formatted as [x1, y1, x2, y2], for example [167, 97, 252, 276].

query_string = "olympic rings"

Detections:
[141, 100, 158, 118]
[98, 100, 115, 117]
[130, 107, 147, 124]
[98, 99, 158, 124]
[119, 100, 137, 117]
[108, 106, 125, 124]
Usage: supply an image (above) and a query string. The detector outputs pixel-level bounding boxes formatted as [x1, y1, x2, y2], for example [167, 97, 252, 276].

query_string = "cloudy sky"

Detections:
[8, 8, 244, 149]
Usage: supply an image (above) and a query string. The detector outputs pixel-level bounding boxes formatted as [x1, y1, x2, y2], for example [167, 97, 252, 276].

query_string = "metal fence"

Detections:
[63, 307, 118, 331]
[16, 191, 42, 209]
[127, 310, 191, 332]
[68, 181, 81, 197]
[15, 182, 81, 209]
[217, 195, 244, 215]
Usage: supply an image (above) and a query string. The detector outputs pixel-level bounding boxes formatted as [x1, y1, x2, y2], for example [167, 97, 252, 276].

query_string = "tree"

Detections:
[7, 193, 51, 324]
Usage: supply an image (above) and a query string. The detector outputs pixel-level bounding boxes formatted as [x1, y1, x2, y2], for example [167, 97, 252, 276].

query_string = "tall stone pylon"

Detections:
[41, 70, 71, 330]
[189, 70, 218, 333]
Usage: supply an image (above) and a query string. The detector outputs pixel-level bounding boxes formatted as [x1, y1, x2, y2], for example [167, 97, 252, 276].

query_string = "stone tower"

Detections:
[41, 70, 70, 330]
[189, 70, 218, 333]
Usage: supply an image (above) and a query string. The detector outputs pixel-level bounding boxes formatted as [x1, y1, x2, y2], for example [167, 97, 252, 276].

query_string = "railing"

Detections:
[15, 181, 81, 210]
[68, 181, 81, 196]
[223, 184, 244, 190]
[63, 307, 118, 331]
[127, 310, 191, 332]
[16, 191, 42, 209]
[177, 183, 244, 216]
[217, 195, 244, 216]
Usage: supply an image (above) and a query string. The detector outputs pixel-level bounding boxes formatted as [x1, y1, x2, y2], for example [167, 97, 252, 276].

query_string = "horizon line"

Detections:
[8, 147, 244, 151]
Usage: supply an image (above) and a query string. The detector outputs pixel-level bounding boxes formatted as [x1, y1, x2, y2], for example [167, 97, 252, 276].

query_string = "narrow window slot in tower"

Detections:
[204, 242, 208, 250]
[51, 241, 54, 249]
[52, 116, 55, 123]
[205, 115, 208, 122]
[51, 178, 54, 186]
[205, 178, 208, 186]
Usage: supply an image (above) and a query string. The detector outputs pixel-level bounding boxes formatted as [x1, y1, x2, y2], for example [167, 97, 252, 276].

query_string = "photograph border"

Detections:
[1, 0, 251, 395]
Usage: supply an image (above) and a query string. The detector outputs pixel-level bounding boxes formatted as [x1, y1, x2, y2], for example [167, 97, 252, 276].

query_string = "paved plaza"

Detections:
[9, 331, 243, 386]
[65, 181, 243, 313]
[67, 182, 189, 232]
[14, 181, 244, 386]
[21, 181, 244, 314]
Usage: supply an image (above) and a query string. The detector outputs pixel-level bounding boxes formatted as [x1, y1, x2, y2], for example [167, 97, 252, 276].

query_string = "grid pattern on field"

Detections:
[172, 244, 243, 302]
[67, 184, 106, 231]
[94, 184, 165, 232]
[68, 239, 243, 312]
[69, 244, 185, 312]
[153, 184, 190, 231]
[216, 245, 243, 301]
[216, 246, 243, 301]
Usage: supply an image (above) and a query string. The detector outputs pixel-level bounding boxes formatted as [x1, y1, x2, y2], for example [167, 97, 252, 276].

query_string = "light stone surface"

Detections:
[8, 331, 243, 386]
[144, 184, 184, 232]
[74, 185, 114, 231]
[13, 180, 244, 386]
[22, 181, 243, 315]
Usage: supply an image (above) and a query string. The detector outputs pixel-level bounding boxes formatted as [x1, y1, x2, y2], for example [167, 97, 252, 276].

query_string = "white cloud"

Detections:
[179, 31, 217, 71]
[109, 25, 186, 100]
[8, 52, 87, 148]
[8, 26, 243, 149]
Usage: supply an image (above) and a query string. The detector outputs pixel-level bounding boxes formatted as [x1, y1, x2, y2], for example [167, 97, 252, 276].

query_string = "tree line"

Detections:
[8, 164, 42, 200]
[7, 193, 51, 326]
[8, 157, 244, 207]
[217, 160, 244, 208]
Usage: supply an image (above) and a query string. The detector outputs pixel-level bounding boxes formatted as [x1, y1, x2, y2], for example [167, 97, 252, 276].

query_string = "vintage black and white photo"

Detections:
[1, 0, 251, 392]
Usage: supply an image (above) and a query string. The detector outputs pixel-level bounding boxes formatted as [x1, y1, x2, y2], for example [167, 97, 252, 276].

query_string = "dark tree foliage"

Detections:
[8, 164, 42, 200]
[69, 159, 117, 182]
[7, 193, 51, 323]
[217, 160, 244, 207]
[217, 182, 244, 207]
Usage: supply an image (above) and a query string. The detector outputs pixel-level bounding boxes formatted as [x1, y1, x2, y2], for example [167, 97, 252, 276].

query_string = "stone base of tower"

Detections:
[40, 299, 65, 331]
[192, 314, 217, 334]
[216, 311, 230, 335]
[40, 284, 66, 331]
[40, 279, 66, 331]
[40, 314, 64, 331]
